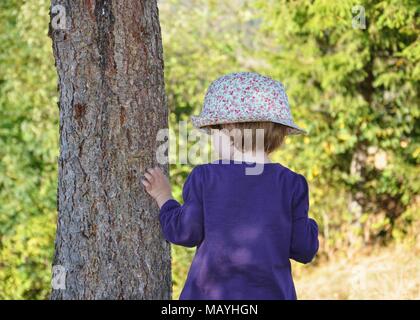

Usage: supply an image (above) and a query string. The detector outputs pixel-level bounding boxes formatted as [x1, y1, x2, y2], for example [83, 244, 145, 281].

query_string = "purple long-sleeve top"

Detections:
[159, 160, 319, 300]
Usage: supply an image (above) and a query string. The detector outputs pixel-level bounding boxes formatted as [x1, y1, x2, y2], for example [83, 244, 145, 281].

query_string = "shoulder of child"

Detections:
[275, 163, 303, 178]
[275, 164, 308, 190]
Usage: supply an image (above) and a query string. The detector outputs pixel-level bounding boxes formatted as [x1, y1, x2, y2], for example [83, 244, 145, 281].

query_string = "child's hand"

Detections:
[141, 167, 173, 209]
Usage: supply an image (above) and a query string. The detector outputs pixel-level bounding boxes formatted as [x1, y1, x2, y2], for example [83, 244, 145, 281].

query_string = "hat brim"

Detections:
[191, 115, 307, 136]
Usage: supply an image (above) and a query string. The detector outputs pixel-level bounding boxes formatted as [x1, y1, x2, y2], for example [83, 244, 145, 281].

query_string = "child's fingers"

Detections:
[152, 168, 161, 179]
[151, 167, 164, 179]
[147, 168, 158, 179]
[144, 172, 154, 182]
[145, 167, 165, 184]
[141, 179, 150, 188]
[154, 167, 165, 179]
[154, 166, 163, 174]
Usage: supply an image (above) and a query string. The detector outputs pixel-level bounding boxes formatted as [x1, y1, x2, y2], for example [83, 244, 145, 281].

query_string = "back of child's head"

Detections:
[205, 121, 288, 154]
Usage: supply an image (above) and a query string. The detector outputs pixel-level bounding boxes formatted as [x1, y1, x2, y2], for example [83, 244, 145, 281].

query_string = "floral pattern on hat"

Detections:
[191, 72, 307, 135]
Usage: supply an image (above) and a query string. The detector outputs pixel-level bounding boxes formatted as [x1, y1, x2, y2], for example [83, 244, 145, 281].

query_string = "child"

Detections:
[142, 72, 319, 300]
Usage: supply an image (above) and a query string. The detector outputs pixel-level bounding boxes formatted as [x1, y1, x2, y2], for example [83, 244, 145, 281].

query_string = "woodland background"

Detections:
[0, 0, 419, 299]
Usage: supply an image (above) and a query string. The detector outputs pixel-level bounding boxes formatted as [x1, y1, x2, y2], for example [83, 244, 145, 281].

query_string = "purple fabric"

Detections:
[159, 160, 319, 300]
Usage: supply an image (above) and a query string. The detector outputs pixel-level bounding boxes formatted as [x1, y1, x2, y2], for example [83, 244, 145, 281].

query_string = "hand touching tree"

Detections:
[142, 167, 173, 209]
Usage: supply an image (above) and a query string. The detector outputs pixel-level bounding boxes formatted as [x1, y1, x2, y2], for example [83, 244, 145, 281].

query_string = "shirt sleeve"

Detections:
[289, 174, 319, 264]
[159, 166, 204, 247]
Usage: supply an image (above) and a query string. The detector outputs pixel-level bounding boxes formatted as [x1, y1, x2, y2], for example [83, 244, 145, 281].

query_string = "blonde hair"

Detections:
[206, 121, 288, 154]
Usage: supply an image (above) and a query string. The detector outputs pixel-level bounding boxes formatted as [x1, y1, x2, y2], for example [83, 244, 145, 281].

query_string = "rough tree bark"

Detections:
[49, 0, 171, 299]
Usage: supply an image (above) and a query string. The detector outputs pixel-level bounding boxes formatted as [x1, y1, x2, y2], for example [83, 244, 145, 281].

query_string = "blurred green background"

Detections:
[0, 0, 419, 299]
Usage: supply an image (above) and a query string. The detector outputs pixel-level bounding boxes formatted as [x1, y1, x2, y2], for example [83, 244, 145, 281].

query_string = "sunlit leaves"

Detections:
[0, 0, 57, 299]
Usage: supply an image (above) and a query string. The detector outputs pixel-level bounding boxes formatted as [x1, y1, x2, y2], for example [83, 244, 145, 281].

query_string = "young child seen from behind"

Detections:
[142, 72, 319, 300]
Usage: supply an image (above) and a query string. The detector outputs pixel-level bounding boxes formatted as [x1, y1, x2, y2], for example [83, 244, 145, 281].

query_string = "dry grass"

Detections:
[293, 242, 420, 300]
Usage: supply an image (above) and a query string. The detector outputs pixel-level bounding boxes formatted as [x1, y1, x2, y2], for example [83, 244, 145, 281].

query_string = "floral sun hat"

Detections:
[191, 72, 307, 135]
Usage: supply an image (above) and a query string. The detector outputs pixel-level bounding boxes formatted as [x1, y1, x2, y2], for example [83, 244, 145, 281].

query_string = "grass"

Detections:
[293, 242, 420, 300]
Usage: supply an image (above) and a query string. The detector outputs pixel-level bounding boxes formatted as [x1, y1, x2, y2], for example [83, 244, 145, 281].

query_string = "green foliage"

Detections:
[0, 0, 58, 299]
[0, 213, 55, 299]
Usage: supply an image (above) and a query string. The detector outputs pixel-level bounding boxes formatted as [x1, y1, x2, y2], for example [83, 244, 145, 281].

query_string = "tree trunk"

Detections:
[49, 0, 171, 299]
